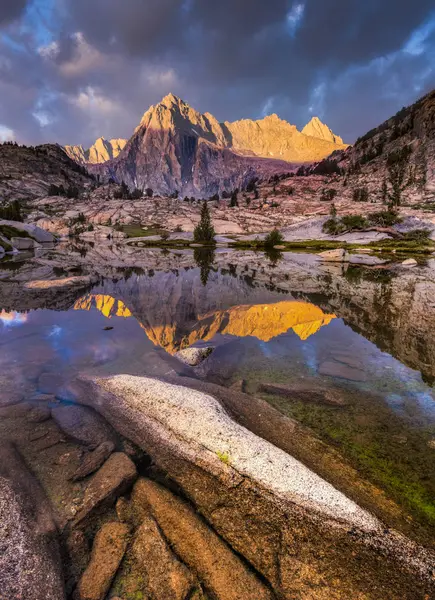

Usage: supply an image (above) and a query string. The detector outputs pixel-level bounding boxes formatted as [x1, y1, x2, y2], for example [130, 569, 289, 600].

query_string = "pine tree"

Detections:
[193, 201, 215, 243]
[230, 190, 238, 207]
[381, 179, 388, 204]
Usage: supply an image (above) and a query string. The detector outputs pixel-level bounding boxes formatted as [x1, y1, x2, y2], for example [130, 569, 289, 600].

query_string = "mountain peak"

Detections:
[302, 116, 344, 145]
[306, 116, 322, 124]
[160, 92, 185, 109]
[162, 92, 179, 102]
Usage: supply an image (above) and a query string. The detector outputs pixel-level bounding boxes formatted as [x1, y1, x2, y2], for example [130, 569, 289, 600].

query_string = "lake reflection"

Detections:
[1, 248, 435, 534]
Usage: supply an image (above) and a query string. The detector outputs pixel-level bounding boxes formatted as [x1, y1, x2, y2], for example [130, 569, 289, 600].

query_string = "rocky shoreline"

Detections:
[2, 246, 435, 598]
[0, 364, 434, 599]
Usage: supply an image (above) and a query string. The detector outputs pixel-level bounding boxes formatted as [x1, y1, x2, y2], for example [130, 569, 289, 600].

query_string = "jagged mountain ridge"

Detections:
[65, 137, 127, 164]
[67, 94, 345, 166]
[91, 93, 346, 196]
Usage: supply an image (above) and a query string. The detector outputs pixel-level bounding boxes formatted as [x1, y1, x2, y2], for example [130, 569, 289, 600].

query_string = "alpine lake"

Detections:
[1, 242, 435, 548]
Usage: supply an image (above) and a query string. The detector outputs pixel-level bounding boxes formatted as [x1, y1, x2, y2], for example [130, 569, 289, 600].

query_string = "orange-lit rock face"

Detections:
[74, 295, 132, 319]
[208, 301, 336, 343]
[74, 294, 335, 354]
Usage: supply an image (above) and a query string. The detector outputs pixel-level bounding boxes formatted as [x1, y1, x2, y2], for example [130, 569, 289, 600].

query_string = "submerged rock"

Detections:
[258, 382, 347, 406]
[38, 372, 67, 395]
[317, 248, 348, 262]
[77, 522, 130, 600]
[175, 346, 214, 366]
[0, 442, 65, 600]
[26, 404, 51, 423]
[348, 254, 389, 266]
[112, 513, 195, 600]
[0, 376, 24, 406]
[131, 479, 272, 600]
[328, 352, 364, 370]
[318, 360, 367, 382]
[51, 404, 117, 449]
[73, 452, 137, 527]
[70, 441, 115, 481]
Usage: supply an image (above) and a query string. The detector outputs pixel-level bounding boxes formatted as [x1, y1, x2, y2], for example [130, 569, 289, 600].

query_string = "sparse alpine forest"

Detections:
[1, 48, 435, 600]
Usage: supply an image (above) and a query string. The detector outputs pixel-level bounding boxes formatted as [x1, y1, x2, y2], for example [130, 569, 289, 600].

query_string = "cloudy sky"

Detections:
[0, 0, 434, 147]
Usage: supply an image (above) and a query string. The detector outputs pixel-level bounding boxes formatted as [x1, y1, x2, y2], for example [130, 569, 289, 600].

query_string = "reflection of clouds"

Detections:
[91, 343, 118, 366]
[259, 340, 273, 358]
[48, 325, 62, 337]
[409, 391, 435, 418]
[0, 311, 28, 326]
[302, 344, 318, 373]
[385, 390, 435, 420]
[385, 393, 404, 410]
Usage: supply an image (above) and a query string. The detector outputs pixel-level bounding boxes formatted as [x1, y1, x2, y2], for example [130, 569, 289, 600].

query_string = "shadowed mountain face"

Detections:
[89, 93, 346, 195]
[0, 143, 93, 201]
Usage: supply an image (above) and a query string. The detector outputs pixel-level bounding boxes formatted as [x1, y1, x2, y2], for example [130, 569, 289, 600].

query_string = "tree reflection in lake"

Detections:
[194, 247, 216, 285]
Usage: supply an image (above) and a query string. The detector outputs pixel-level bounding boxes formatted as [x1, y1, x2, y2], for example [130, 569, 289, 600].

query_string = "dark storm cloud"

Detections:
[0, 0, 29, 25]
[0, 0, 434, 146]
[66, 0, 185, 57]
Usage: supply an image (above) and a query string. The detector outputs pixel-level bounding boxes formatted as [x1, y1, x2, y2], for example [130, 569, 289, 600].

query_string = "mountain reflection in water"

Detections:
[74, 294, 336, 354]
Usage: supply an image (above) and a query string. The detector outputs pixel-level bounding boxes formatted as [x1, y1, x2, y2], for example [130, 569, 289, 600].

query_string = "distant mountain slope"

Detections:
[0, 143, 94, 201]
[307, 89, 435, 204]
[65, 137, 127, 164]
[92, 93, 346, 195]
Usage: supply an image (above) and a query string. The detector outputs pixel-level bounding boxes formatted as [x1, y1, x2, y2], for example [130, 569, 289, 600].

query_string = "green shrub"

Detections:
[0, 224, 31, 239]
[322, 218, 345, 235]
[403, 228, 431, 241]
[264, 228, 284, 247]
[341, 215, 368, 230]
[367, 210, 402, 227]
[353, 187, 369, 202]
[0, 200, 23, 222]
[160, 231, 170, 241]
[320, 188, 337, 201]
[323, 214, 368, 235]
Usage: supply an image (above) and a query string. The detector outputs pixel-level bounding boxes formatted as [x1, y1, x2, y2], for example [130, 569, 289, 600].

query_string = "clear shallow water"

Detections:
[1, 249, 435, 535]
